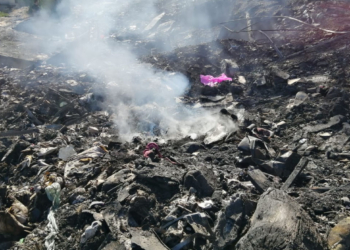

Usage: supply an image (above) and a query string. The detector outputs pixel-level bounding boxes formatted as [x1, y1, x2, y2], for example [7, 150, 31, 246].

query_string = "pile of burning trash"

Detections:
[1, 0, 350, 249]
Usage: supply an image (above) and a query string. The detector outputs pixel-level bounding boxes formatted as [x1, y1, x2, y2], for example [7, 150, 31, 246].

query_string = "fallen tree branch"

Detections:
[222, 25, 284, 58]
[258, 30, 284, 59]
[222, 26, 315, 33]
[221, 16, 350, 34]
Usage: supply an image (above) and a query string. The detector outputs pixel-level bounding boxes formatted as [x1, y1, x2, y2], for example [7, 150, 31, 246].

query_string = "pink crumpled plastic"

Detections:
[143, 142, 162, 158]
[200, 73, 232, 87]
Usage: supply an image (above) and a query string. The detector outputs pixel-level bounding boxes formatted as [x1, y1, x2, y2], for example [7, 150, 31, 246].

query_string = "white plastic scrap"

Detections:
[88, 201, 105, 209]
[38, 147, 58, 157]
[77, 144, 107, 159]
[58, 145, 77, 161]
[64, 160, 83, 179]
[45, 183, 61, 209]
[45, 210, 59, 250]
[80, 221, 102, 244]
[44, 183, 61, 250]
[198, 200, 214, 209]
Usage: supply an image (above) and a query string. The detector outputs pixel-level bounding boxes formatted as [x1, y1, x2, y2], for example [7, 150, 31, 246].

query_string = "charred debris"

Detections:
[1, 0, 350, 249]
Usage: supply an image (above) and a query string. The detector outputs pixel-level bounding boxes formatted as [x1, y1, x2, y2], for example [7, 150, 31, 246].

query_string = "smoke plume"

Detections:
[22, 0, 239, 141]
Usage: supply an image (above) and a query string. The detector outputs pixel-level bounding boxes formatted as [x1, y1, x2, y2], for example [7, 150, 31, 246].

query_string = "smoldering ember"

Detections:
[1, 0, 350, 250]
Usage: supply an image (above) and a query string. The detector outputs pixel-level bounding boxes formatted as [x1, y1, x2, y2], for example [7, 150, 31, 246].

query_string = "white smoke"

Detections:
[21, 0, 238, 141]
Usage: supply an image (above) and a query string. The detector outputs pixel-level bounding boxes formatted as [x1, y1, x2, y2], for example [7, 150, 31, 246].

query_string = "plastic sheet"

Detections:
[143, 142, 162, 158]
[45, 210, 59, 250]
[45, 183, 61, 210]
[200, 73, 232, 87]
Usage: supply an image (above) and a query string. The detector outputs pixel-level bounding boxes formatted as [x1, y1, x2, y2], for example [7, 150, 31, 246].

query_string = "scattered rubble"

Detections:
[1, 0, 350, 249]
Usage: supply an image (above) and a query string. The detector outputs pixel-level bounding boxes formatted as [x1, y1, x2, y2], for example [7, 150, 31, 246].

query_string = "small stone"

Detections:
[328, 217, 350, 250]
[88, 126, 99, 134]
[288, 78, 301, 86]
[341, 197, 350, 206]
[238, 76, 246, 84]
[299, 138, 307, 144]
[276, 121, 286, 127]
[319, 132, 332, 139]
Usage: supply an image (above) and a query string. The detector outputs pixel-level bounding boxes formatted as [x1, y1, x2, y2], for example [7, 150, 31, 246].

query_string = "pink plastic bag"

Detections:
[200, 73, 232, 87]
[143, 142, 162, 158]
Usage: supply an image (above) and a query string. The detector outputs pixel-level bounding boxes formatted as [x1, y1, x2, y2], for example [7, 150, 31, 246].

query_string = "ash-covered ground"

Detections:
[1, 0, 350, 249]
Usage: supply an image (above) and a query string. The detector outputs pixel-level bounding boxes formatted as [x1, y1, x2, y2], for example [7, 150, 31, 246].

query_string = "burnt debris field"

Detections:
[1, 0, 350, 249]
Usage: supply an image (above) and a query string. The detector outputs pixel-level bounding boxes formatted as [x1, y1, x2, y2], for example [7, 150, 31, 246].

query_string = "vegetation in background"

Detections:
[0, 11, 9, 17]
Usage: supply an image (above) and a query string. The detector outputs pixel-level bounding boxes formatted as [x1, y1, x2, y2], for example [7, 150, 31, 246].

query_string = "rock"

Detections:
[235, 189, 326, 250]
[328, 217, 350, 250]
[184, 167, 216, 198]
